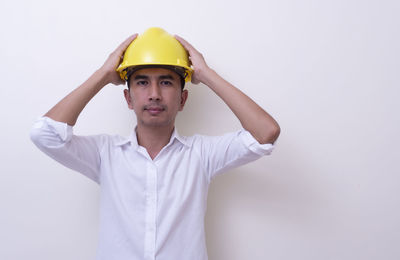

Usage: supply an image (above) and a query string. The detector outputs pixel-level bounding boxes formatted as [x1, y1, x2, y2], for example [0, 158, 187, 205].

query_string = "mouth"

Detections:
[144, 105, 166, 115]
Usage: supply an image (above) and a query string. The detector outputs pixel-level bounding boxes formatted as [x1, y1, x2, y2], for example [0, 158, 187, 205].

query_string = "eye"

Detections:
[136, 80, 148, 86]
[160, 80, 173, 86]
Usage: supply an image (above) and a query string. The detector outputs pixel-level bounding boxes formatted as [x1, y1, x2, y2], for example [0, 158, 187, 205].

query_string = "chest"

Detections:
[98, 144, 209, 206]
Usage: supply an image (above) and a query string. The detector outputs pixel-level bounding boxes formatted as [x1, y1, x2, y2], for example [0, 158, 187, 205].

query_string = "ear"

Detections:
[124, 89, 134, 110]
[179, 89, 188, 111]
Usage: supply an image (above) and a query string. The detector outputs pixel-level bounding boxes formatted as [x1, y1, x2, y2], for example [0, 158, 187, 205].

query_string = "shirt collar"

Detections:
[114, 126, 190, 148]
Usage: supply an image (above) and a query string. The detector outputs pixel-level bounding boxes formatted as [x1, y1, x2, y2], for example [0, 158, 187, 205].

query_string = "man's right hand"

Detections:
[43, 34, 138, 126]
[99, 34, 138, 86]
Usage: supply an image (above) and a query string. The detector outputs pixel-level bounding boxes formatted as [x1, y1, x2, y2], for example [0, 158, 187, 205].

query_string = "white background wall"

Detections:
[1, 0, 399, 259]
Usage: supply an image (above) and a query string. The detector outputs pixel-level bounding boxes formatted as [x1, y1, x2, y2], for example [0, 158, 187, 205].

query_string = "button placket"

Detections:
[144, 162, 158, 260]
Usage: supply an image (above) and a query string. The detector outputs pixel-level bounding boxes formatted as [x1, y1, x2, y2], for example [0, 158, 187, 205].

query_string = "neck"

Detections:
[135, 123, 175, 160]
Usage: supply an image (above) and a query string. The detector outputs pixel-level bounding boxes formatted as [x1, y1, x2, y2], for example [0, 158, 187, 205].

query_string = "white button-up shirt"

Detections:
[30, 116, 274, 260]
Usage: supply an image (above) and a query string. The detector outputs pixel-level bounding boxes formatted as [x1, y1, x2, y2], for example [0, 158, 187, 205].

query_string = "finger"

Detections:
[174, 35, 195, 52]
[116, 33, 138, 54]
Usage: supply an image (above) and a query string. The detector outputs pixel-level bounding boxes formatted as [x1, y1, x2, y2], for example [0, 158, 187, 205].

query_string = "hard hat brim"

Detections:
[123, 64, 190, 82]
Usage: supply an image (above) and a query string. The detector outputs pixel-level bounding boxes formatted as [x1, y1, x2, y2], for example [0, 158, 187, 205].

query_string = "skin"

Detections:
[174, 35, 280, 145]
[123, 68, 188, 158]
[44, 33, 280, 160]
[44, 34, 139, 126]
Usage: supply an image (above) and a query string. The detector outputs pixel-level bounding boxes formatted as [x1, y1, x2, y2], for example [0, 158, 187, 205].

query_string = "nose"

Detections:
[148, 81, 162, 101]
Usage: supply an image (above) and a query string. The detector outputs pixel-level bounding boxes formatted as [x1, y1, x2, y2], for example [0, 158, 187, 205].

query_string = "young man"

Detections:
[30, 29, 280, 260]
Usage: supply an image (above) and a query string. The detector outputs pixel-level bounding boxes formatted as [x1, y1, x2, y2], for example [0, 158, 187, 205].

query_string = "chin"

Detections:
[140, 119, 173, 128]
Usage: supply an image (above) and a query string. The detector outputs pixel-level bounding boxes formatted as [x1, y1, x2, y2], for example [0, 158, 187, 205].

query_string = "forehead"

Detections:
[130, 67, 180, 80]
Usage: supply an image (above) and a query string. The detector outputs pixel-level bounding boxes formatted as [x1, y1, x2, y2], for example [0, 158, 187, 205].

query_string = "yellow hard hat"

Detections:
[117, 27, 193, 82]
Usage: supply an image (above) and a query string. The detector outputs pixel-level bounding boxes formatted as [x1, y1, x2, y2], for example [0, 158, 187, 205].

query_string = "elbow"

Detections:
[29, 117, 68, 149]
[30, 125, 45, 149]
[258, 123, 280, 144]
[30, 126, 39, 144]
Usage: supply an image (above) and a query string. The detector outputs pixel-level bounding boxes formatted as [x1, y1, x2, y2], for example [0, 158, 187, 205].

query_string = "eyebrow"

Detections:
[133, 74, 176, 81]
[159, 75, 175, 80]
[133, 75, 149, 80]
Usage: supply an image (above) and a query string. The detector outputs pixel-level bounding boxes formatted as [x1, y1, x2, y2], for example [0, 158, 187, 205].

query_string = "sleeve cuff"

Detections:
[33, 116, 73, 142]
[239, 129, 275, 156]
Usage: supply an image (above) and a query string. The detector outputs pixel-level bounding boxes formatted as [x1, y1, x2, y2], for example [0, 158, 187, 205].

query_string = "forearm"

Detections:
[202, 69, 280, 144]
[43, 34, 137, 126]
[44, 69, 108, 126]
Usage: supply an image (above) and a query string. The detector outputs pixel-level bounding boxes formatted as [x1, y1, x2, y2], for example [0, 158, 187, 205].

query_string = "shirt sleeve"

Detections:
[194, 129, 275, 182]
[29, 116, 103, 184]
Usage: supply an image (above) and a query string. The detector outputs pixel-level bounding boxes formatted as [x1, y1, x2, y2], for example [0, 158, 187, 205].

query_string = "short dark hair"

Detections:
[126, 65, 186, 90]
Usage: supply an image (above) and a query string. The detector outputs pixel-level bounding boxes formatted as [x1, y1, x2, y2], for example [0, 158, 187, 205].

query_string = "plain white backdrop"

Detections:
[1, 0, 399, 259]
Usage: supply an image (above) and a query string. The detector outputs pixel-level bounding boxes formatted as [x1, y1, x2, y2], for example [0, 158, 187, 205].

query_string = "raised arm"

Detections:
[174, 35, 280, 144]
[44, 34, 137, 125]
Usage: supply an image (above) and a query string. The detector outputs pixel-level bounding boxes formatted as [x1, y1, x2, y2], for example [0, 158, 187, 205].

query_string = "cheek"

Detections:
[130, 91, 143, 106]
[170, 93, 183, 109]
[129, 94, 141, 112]
[131, 96, 141, 110]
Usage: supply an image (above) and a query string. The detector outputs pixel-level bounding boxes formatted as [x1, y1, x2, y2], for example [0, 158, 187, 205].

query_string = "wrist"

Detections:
[199, 67, 217, 86]
[91, 68, 111, 89]
[96, 66, 113, 86]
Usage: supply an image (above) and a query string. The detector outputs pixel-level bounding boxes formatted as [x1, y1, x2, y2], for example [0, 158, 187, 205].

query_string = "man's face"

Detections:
[124, 67, 188, 128]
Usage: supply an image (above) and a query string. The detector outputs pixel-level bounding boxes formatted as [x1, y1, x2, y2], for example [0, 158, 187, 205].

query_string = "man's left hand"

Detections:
[174, 35, 211, 85]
